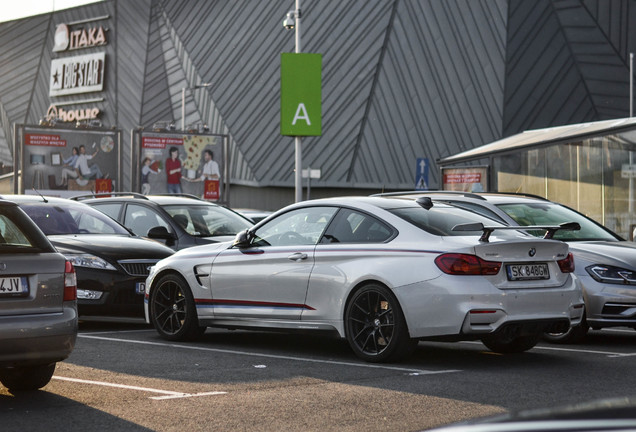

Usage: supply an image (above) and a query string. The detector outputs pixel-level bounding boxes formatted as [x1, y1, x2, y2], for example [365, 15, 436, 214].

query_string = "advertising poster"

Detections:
[441, 166, 488, 192]
[136, 132, 224, 201]
[18, 126, 120, 198]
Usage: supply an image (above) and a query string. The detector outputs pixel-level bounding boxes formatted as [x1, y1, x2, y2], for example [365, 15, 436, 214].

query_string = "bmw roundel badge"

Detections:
[528, 248, 536, 257]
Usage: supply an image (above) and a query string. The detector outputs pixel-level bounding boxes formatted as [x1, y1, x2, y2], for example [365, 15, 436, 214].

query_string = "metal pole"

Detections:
[631, 53, 633, 117]
[630, 54, 634, 216]
[294, 0, 303, 202]
[181, 87, 186, 131]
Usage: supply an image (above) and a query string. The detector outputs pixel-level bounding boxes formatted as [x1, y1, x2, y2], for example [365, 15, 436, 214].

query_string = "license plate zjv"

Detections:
[506, 263, 549, 281]
[0, 276, 29, 296]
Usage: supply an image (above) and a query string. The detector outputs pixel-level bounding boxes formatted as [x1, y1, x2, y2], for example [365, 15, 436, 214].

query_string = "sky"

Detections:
[1, 0, 103, 23]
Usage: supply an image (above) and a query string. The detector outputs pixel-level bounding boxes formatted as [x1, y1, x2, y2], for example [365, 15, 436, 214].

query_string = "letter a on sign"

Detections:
[280, 53, 322, 136]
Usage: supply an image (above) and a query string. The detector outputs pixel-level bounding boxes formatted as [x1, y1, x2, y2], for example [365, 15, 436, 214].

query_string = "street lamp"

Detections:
[181, 83, 211, 131]
[284, 0, 302, 202]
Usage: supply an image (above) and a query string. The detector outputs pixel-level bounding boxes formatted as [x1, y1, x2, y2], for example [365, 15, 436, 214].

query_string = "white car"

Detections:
[144, 196, 584, 362]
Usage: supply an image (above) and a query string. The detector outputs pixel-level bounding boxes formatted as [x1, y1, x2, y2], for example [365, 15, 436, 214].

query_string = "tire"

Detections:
[481, 332, 541, 354]
[345, 283, 416, 363]
[149, 273, 205, 341]
[0, 363, 56, 391]
[543, 315, 589, 344]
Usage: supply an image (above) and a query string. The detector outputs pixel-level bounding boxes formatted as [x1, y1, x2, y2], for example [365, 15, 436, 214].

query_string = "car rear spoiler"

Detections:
[452, 222, 581, 243]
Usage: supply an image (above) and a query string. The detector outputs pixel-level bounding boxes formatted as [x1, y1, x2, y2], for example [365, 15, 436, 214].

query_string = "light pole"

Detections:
[285, 0, 303, 202]
[181, 83, 211, 131]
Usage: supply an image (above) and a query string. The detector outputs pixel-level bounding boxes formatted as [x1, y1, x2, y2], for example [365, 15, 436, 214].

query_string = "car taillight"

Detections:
[435, 253, 501, 275]
[64, 260, 77, 301]
[557, 253, 575, 273]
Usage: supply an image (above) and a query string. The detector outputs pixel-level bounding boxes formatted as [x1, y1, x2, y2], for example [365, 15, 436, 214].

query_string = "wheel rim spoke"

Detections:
[153, 281, 187, 335]
[349, 290, 396, 356]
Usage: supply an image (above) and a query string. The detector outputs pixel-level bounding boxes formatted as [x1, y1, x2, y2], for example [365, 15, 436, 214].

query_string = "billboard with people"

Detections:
[14, 125, 121, 197]
[132, 130, 227, 202]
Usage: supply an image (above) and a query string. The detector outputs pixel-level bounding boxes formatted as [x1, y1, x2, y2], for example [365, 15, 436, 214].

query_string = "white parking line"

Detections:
[78, 334, 461, 375]
[460, 340, 634, 357]
[52, 376, 227, 400]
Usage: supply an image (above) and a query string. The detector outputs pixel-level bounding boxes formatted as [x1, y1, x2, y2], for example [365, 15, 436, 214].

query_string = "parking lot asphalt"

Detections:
[3, 322, 636, 432]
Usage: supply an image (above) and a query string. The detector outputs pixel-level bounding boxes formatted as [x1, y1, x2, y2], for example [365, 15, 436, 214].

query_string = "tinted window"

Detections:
[20, 202, 130, 235]
[90, 203, 122, 221]
[0, 205, 52, 252]
[253, 207, 337, 247]
[124, 204, 170, 237]
[496, 202, 619, 241]
[321, 208, 394, 243]
[163, 204, 252, 237]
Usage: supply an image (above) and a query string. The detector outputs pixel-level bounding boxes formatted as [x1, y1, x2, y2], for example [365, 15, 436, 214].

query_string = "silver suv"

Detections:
[375, 191, 636, 343]
[0, 198, 77, 391]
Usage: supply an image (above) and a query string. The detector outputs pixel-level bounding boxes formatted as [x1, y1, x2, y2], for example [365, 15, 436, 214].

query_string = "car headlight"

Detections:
[65, 254, 117, 271]
[586, 264, 636, 285]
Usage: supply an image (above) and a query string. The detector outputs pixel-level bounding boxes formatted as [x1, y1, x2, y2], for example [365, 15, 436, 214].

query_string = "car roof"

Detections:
[2, 194, 89, 207]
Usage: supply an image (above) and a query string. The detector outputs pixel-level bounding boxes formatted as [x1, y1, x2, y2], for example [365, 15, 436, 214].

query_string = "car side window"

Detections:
[252, 207, 337, 247]
[321, 208, 394, 244]
[124, 204, 170, 237]
[91, 203, 122, 221]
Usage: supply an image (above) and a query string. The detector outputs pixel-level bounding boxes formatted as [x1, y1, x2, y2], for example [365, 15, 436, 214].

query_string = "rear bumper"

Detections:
[0, 305, 77, 367]
[396, 274, 584, 339]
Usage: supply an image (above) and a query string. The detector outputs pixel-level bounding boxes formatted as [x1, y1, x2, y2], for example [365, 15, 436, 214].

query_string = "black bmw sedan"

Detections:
[5, 194, 174, 321]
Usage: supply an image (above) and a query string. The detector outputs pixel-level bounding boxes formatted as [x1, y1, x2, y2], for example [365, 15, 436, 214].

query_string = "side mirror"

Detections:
[147, 226, 176, 240]
[232, 229, 254, 248]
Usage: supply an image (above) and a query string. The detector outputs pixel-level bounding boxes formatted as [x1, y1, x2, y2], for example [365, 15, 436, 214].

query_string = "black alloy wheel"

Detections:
[150, 274, 205, 341]
[345, 284, 416, 363]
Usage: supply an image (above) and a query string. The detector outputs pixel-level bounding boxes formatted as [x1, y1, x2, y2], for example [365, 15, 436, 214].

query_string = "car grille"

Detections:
[118, 259, 161, 276]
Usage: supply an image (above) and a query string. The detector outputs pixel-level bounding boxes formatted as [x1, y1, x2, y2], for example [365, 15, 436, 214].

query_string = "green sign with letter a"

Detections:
[280, 53, 322, 136]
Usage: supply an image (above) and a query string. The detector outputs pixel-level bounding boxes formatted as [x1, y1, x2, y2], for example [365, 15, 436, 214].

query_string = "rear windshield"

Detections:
[0, 205, 53, 253]
[388, 205, 521, 239]
[496, 203, 619, 241]
[20, 202, 130, 235]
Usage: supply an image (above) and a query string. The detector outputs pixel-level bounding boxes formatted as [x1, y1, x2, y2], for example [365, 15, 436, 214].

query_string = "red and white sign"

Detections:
[142, 136, 184, 149]
[25, 134, 67, 147]
[204, 179, 220, 201]
[443, 173, 482, 184]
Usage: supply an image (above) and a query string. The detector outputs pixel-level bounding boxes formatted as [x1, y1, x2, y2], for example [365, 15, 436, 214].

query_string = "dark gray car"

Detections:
[74, 193, 253, 251]
[376, 191, 636, 342]
[0, 198, 77, 391]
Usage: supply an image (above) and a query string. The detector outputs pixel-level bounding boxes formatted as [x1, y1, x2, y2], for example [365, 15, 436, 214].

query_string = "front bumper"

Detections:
[579, 275, 636, 329]
[75, 267, 147, 318]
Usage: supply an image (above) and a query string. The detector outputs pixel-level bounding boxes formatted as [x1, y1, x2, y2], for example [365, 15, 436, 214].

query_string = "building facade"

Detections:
[0, 0, 633, 209]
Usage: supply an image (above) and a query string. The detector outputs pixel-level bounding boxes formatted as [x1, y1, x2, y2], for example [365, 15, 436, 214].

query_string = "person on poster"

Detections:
[165, 146, 183, 194]
[61, 147, 80, 186]
[187, 150, 220, 182]
[141, 157, 160, 195]
[75, 144, 105, 179]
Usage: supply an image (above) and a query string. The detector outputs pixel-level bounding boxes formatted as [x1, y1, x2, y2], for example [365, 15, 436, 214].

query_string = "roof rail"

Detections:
[152, 193, 204, 201]
[70, 192, 148, 201]
[371, 190, 487, 201]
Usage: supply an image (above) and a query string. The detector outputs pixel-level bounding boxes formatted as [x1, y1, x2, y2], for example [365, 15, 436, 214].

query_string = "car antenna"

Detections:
[416, 196, 433, 210]
[32, 188, 48, 203]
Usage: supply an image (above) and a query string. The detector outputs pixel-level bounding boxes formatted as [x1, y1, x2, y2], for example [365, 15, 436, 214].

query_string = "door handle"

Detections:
[288, 252, 308, 261]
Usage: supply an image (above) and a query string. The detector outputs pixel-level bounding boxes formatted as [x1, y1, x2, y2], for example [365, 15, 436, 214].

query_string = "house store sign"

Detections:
[47, 104, 100, 122]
